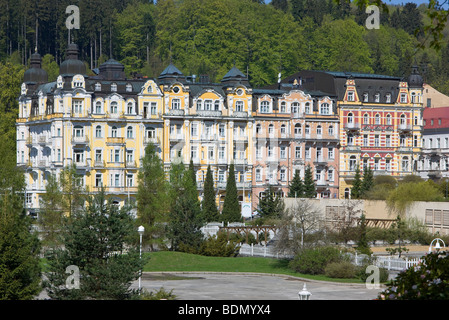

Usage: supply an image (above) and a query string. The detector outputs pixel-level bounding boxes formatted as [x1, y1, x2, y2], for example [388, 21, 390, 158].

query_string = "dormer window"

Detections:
[126, 83, 132, 93]
[386, 93, 391, 103]
[95, 83, 101, 91]
[72, 75, 85, 89]
[363, 93, 368, 102]
[347, 91, 355, 101]
[400, 93, 407, 103]
[260, 101, 270, 113]
[111, 83, 117, 92]
[235, 101, 244, 112]
[374, 93, 380, 103]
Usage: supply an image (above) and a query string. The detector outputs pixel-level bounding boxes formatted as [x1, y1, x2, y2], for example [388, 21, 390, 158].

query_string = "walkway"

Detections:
[135, 272, 382, 300]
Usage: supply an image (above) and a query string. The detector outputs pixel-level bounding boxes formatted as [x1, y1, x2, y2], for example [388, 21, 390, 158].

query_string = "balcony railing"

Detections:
[144, 137, 160, 145]
[166, 109, 185, 116]
[197, 110, 222, 117]
[72, 135, 90, 145]
[106, 137, 125, 145]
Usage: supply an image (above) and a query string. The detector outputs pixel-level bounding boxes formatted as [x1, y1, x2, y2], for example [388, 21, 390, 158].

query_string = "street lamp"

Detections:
[298, 283, 312, 300]
[138, 225, 145, 293]
[429, 238, 445, 253]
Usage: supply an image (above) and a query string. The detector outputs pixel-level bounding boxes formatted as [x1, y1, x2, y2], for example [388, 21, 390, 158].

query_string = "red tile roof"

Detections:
[423, 107, 449, 129]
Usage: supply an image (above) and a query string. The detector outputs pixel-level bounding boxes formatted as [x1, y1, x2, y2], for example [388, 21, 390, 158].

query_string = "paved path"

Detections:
[135, 272, 383, 300]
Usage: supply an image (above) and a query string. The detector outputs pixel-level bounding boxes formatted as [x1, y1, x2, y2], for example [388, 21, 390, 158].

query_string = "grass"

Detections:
[142, 251, 365, 283]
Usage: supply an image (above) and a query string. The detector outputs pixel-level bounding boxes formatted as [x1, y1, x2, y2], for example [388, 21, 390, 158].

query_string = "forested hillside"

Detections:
[1, 0, 449, 168]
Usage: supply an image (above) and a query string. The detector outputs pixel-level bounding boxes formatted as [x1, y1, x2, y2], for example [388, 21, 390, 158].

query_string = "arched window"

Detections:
[95, 125, 102, 138]
[316, 125, 322, 136]
[347, 112, 354, 124]
[347, 133, 354, 145]
[349, 156, 357, 171]
[363, 113, 369, 124]
[260, 101, 270, 113]
[111, 126, 118, 138]
[95, 101, 102, 114]
[320, 103, 330, 115]
[291, 102, 300, 114]
[110, 101, 118, 114]
[402, 156, 409, 171]
[345, 188, 350, 199]
[386, 114, 392, 125]
[375, 114, 381, 125]
[294, 123, 302, 136]
[280, 101, 287, 113]
[127, 126, 134, 139]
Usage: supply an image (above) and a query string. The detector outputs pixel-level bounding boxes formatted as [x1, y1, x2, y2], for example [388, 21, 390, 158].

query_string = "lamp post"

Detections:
[429, 238, 445, 253]
[298, 283, 312, 300]
[138, 225, 145, 293]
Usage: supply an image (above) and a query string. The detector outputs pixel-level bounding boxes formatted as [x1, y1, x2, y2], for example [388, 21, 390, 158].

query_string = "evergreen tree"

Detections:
[0, 190, 41, 300]
[137, 143, 169, 249]
[288, 169, 304, 198]
[221, 163, 241, 223]
[351, 164, 362, 199]
[43, 191, 144, 300]
[360, 165, 374, 198]
[258, 185, 285, 219]
[356, 213, 371, 255]
[201, 165, 219, 222]
[303, 165, 316, 198]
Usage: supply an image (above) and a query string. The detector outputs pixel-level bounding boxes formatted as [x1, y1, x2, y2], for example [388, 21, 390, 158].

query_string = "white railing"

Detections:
[374, 256, 422, 271]
[238, 244, 294, 259]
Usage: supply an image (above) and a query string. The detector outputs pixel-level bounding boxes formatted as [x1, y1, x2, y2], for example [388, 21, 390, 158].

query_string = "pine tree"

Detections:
[288, 170, 304, 198]
[137, 143, 169, 249]
[0, 190, 41, 300]
[303, 165, 316, 198]
[201, 165, 219, 222]
[258, 185, 285, 219]
[360, 165, 374, 198]
[351, 164, 362, 199]
[43, 191, 144, 300]
[221, 163, 241, 223]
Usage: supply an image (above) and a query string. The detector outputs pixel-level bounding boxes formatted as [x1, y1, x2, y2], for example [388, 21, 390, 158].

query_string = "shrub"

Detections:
[325, 261, 357, 279]
[140, 288, 176, 300]
[379, 251, 449, 300]
[198, 233, 240, 257]
[289, 246, 344, 275]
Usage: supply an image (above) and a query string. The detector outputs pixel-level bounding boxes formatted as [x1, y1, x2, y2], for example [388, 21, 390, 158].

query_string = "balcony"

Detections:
[201, 134, 217, 142]
[398, 124, 412, 132]
[166, 109, 185, 116]
[169, 133, 185, 142]
[314, 157, 328, 166]
[236, 182, 251, 189]
[231, 111, 248, 118]
[396, 146, 413, 153]
[106, 137, 125, 146]
[344, 123, 361, 131]
[38, 136, 48, 145]
[72, 135, 90, 145]
[144, 137, 160, 145]
[234, 136, 248, 143]
[26, 137, 34, 146]
[197, 110, 222, 117]
[344, 145, 361, 153]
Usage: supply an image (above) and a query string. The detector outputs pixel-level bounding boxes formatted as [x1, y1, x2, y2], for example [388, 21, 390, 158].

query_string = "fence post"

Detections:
[251, 243, 253, 257]
[388, 256, 391, 271]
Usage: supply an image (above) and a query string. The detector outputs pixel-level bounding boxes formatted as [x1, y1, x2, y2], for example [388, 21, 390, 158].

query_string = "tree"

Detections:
[38, 173, 64, 246]
[258, 185, 285, 219]
[201, 165, 219, 222]
[43, 191, 144, 300]
[221, 163, 241, 223]
[303, 165, 316, 198]
[360, 165, 374, 198]
[167, 161, 204, 252]
[59, 165, 86, 218]
[356, 214, 371, 255]
[288, 170, 304, 198]
[275, 199, 321, 255]
[137, 143, 169, 249]
[0, 190, 41, 300]
[351, 164, 362, 199]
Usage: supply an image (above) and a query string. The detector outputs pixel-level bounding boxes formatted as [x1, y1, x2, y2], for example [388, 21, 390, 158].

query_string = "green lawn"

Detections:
[142, 251, 364, 283]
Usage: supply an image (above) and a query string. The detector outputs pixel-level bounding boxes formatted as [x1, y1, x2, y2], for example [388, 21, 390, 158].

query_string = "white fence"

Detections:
[238, 244, 294, 259]
[374, 256, 422, 271]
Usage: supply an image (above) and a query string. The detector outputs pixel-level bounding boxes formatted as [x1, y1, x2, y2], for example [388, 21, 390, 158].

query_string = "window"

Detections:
[280, 169, 286, 182]
[400, 93, 407, 103]
[375, 135, 380, 147]
[375, 114, 380, 125]
[400, 114, 406, 125]
[126, 84, 132, 93]
[374, 93, 380, 103]
[204, 100, 212, 111]
[196, 100, 202, 110]
[402, 157, 409, 171]
[349, 156, 357, 171]
[386, 159, 391, 171]
[95, 101, 102, 114]
[386, 94, 391, 103]
[347, 91, 354, 101]
[328, 169, 334, 181]
[114, 149, 120, 163]
[374, 159, 380, 170]
[256, 168, 262, 182]
[363, 134, 369, 146]
[74, 125, 83, 137]
[291, 102, 299, 114]
[328, 147, 334, 159]
[328, 126, 334, 136]
[126, 150, 133, 163]
[363, 114, 369, 124]
[127, 174, 133, 187]
[111, 83, 117, 92]
[294, 124, 302, 137]
[347, 112, 354, 124]
[219, 170, 225, 183]
[208, 146, 214, 160]
[320, 103, 330, 115]
[127, 102, 134, 114]
[317, 125, 322, 136]
[347, 133, 354, 145]
[280, 124, 286, 135]
[295, 146, 301, 158]
[214, 100, 220, 111]
[305, 102, 311, 114]
[191, 123, 198, 136]
[219, 124, 225, 137]
[280, 101, 286, 113]
[305, 147, 310, 159]
[127, 126, 133, 139]
[95, 83, 101, 91]
[268, 124, 274, 135]
[235, 101, 244, 112]
[267, 145, 273, 158]
[363, 93, 368, 102]
[74, 149, 84, 164]
[111, 126, 118, 138]
[400, 134, 406, 146]
[72, 100, 83, 114]
[386, 114, 392, 125]
[219, 146, 225, 160]
[110, 101, 118, 114]
[146, 127, 155, 139]
[95, 150, 102, 162]
[305, 125, 310, 136]
[95, 125, 102, 138]
[260, 101, 270, 113]
[280, 146, 286, 159]
[386, 135, 391, 147]
[172, 98, 181, 110]
[95, 174, 103, 187]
